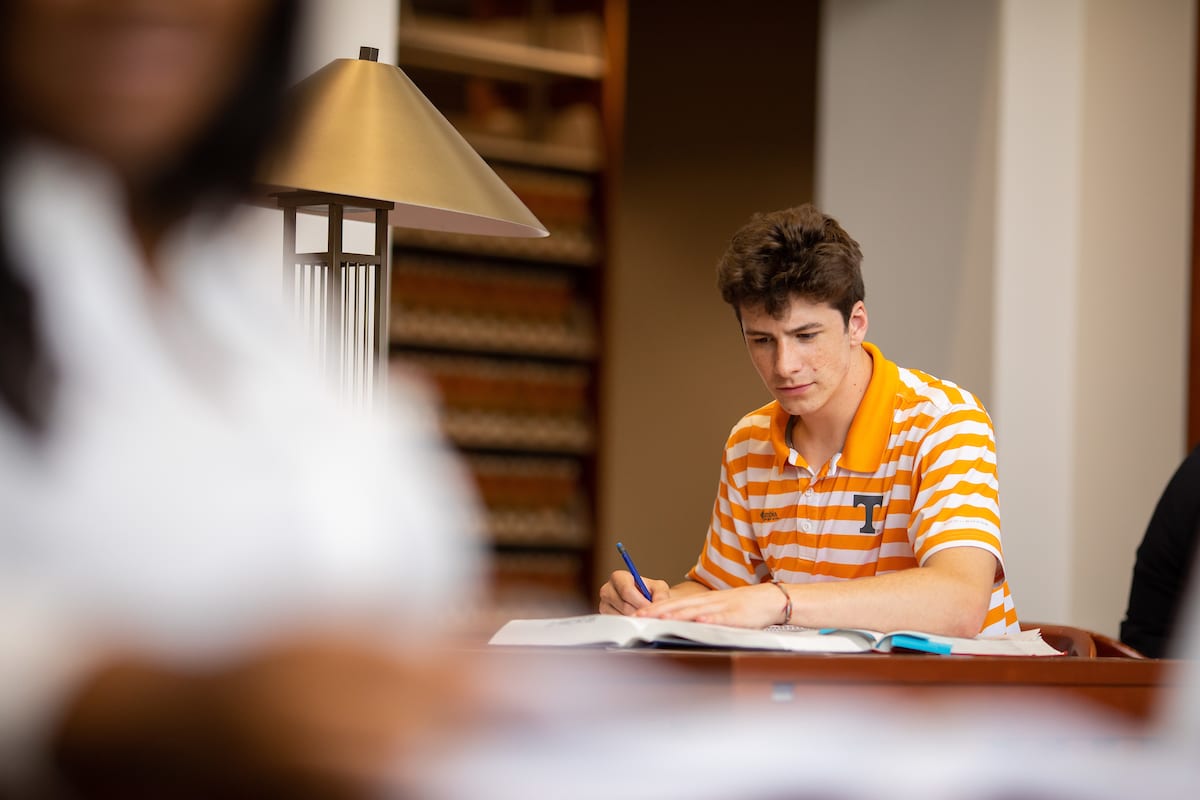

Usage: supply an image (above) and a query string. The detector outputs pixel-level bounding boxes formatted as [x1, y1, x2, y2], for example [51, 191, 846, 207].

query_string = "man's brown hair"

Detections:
[716, 203, 865, 325]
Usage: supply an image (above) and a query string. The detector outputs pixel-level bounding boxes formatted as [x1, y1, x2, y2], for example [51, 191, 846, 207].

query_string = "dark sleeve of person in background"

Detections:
[1120, 445, 1200, 658]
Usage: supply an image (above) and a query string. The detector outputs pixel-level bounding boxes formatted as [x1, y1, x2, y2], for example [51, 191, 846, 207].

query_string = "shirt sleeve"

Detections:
[908, 402, 1003, 572]
[686, 437, 770, 589]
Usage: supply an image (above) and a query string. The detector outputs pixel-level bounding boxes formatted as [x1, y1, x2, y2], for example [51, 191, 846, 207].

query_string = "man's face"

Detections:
[740, 295, 868, 419]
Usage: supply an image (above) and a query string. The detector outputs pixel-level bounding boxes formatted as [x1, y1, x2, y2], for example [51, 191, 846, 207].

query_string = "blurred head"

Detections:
[716, 203, 865, 327]
[0, 0, 301, 433]
[0, 0, 299, 224]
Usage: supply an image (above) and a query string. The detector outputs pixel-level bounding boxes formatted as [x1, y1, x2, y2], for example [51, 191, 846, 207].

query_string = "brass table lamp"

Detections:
[259, 46, 547, 404]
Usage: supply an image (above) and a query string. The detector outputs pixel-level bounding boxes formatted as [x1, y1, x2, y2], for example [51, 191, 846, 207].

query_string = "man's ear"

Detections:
[847, 301, 868, 346]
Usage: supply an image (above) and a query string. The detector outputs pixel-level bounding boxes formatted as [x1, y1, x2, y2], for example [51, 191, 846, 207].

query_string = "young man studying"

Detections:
[599, 204, 1019, 638]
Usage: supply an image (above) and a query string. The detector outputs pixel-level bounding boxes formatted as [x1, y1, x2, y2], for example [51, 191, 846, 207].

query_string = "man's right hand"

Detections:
[598, 571, 671, 615]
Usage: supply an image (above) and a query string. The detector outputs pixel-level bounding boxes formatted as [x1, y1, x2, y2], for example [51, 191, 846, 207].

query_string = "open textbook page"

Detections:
[488, 614, 1063, 656]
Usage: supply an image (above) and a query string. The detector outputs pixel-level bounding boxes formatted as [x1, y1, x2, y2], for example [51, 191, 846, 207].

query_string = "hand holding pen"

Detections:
[598, 542, 666, 615]
[616, 541, 653, 601]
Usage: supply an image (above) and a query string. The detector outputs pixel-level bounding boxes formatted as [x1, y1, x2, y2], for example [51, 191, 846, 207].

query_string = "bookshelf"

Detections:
[391, 0, 621, 623]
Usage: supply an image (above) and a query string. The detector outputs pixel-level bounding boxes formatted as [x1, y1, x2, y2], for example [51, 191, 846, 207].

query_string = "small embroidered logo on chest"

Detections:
[760, 510, 779, 521]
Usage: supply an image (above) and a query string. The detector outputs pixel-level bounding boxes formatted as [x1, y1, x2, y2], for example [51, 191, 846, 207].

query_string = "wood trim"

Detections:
[1190, 0, 1200, 449]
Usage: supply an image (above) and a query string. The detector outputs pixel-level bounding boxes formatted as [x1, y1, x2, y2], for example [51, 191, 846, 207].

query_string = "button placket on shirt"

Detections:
[803, 460, 838, 535]
[794, 458, 815, 535]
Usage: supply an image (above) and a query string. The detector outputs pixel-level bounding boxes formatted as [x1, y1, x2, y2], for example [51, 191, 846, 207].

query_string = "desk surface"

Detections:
[480, 645, 1184, 724]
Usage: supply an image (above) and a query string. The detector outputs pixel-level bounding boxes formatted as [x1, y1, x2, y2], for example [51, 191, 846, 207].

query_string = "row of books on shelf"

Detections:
[402, 7, 605, 61]
[485, 507, 588, 547]
[466, 453, 589, 547]
[441, 408, 592, 453]
[466, 453, 581, 508]
[488, 549, 593, 621]
[492, 165, 594, 228]
[460, 115, 604, 172]
[392, 255, 579, 320]
[451, 560, 594, 637]
[400, 352, 591, 415]
[394, 221, 598, 265]
[391, 307, 595, 358]
[392, 152, 599, 264]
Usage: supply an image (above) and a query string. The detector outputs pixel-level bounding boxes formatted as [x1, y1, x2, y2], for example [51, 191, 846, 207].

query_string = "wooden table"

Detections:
[479, 646, 1183, 725]
[726, 651, 1177, 721]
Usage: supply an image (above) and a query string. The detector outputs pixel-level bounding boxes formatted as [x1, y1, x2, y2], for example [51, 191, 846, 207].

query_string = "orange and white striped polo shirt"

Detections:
[687, 342, 1019, 636]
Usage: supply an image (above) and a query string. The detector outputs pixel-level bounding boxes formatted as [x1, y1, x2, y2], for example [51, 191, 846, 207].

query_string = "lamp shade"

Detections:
[260, 49, 548, 238]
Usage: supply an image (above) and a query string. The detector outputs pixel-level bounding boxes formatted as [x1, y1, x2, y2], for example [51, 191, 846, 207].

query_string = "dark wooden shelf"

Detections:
[394, 0, 619, 617]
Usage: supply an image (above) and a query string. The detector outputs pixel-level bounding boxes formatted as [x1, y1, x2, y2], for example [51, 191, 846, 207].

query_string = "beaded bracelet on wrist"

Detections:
[769, 579, 792, 625]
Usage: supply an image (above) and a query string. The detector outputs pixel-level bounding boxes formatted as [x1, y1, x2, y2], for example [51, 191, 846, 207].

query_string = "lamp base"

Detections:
[275, 191, 395, 407]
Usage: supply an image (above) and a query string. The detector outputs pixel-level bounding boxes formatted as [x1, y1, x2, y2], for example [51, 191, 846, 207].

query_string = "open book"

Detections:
[489, 614, 1064, 656]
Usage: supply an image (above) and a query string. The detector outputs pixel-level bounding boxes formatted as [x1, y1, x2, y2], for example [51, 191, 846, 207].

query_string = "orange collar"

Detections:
[769, 342, 899, 472]
[840, 342, 899, 472]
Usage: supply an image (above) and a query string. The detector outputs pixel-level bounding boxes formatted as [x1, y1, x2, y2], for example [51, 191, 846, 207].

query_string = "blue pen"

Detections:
[616, 541, 653, 601]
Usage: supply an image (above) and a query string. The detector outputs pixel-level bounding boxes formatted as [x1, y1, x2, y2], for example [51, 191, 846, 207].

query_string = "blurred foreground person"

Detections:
[0, 1, 483, 795]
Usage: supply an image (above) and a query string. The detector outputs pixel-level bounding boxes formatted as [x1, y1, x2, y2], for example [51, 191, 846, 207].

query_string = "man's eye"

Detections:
[796, 333, 816, 341]
[753, 337, 772, 345]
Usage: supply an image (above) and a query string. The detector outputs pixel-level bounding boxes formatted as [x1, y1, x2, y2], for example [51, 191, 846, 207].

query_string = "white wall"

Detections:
[1068, 0, 1193, 632]
[296, 0, 397, 73]
[819, 0, 1194, 635]
[817, 0, 999, 401]
[991, 0, 1083, 633]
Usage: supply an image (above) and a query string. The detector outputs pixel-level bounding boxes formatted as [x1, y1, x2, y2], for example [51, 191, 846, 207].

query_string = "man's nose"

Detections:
[775, 340, 802, 376]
